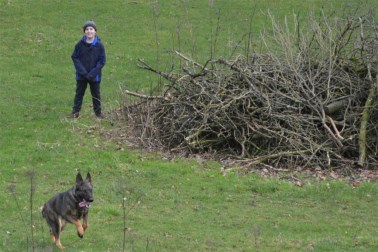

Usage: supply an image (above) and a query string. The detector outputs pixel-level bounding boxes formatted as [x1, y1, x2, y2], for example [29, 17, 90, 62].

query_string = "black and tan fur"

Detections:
[42, 172, 93, 249]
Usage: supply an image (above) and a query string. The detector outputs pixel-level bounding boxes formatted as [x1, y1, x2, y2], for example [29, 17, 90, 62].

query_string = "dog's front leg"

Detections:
[73, 219, 84, 238]
[82, 212, 89, 231]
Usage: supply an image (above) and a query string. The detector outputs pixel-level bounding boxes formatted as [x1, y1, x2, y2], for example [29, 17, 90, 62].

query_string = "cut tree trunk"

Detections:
[358, 73, 377, 167]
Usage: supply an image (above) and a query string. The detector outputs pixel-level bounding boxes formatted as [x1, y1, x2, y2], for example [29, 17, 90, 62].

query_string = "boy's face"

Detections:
[84, 26, 96, 40]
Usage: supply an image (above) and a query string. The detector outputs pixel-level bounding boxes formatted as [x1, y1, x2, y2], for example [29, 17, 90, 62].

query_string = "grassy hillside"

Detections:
[1, 0, 378, 251]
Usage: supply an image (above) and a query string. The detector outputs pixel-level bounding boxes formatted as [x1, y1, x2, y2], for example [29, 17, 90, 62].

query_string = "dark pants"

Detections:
[72, 80, 101, 115]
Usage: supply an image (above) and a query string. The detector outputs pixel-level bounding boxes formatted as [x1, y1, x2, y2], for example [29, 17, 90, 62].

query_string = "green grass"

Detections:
[1, 0, 378, 251]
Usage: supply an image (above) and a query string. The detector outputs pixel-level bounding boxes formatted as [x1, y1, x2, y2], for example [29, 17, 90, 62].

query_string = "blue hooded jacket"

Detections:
[71, 35, 106, 82]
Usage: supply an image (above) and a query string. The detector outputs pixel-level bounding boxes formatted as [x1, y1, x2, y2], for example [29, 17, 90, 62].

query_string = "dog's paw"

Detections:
[77, 226, 84, 238]
[56, 241, 64, 250]
[77, 231, 84, 239]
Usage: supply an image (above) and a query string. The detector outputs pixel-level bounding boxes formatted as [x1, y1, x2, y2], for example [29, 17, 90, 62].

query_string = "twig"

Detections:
[123, 89, 170, 101]
[173, 50, 207, 70]
[327, 116, 344, 140]
[137, 58, 176, 81]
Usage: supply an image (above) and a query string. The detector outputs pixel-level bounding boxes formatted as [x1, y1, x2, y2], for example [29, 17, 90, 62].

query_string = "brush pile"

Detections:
[120, 14, 378, 169]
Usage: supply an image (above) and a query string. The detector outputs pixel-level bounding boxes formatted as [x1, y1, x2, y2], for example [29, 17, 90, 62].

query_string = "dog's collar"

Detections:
[79, 199, 91, 209]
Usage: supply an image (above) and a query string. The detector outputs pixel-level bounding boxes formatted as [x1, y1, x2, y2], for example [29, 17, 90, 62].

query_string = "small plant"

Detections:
[7, 183, 30, 246]
[119, 179, 145, 252]
[252, 225, 261, 250]
[26, 170, 36, 252]
[7, 169, 37, 252]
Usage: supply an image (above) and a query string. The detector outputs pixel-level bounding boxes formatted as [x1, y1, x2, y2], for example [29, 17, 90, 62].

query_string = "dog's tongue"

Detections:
[79, 200, 90, 208]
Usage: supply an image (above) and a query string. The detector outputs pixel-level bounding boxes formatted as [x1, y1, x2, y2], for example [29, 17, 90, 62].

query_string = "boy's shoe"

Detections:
[95, 113, 105, 119]
[67, 112, 79, 118]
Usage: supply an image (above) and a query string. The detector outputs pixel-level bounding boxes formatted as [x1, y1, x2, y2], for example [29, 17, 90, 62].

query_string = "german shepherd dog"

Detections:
[42, 172, 93, 249]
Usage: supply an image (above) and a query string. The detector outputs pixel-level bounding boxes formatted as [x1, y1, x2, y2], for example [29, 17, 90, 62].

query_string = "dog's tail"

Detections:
[40, 204, 47, 218]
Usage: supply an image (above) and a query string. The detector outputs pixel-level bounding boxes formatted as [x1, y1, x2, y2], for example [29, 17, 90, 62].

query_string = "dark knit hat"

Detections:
[83, 20, 97, 32]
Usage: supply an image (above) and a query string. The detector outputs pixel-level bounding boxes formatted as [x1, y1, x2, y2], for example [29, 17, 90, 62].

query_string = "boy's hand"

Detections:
[86, 73, 94, 81]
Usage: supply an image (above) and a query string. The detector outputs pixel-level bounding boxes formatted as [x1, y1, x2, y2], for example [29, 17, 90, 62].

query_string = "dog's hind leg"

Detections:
[52, 217, 65, 249]
[48, 223, 64, 249]
[44, 218, 59, 244]
[49, 230, 56, 243]
[55, 237, 65, 250]
[55, 238, 64, 250]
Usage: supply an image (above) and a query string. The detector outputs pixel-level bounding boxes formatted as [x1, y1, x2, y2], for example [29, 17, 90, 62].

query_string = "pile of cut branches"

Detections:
[120, 14, 378, 169]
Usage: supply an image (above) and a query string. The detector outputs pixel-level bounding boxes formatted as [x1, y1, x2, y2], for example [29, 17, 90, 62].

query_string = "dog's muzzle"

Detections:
[79, 199, 92, 208]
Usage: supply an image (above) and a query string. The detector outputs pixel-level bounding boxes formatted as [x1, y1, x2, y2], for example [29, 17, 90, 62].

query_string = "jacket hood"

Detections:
[81, 35, 100, 46]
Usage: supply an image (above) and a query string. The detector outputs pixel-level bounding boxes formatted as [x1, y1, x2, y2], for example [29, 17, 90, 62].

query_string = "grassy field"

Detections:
[1, 0, 378, 251]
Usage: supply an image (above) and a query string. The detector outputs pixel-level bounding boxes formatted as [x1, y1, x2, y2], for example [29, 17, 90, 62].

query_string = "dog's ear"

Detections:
[76, 172, 84, 184]
[85, 172, 92, 183]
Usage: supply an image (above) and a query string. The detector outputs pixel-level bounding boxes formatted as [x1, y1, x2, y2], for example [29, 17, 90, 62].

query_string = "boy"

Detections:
[69, 20, 106, 118]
